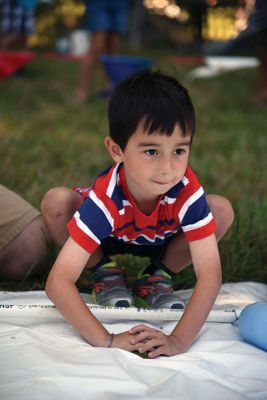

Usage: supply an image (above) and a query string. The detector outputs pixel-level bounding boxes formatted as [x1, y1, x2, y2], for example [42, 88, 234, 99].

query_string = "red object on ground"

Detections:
[0, 51, 35, 79]
[168, 56, 204, 65]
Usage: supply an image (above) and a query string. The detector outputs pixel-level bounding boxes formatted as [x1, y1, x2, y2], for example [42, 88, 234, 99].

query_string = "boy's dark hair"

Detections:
[108, 69, 195, 151]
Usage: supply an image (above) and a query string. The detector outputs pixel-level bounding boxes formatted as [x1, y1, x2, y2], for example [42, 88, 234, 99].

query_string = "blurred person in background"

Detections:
[76, 0, 131, 103]
[204, 0, 267, 103]
[0, 0, 38, 48]
[187, 0, 208, 44]
[187, 0, 218, 44]
[0, 184, 52, 282]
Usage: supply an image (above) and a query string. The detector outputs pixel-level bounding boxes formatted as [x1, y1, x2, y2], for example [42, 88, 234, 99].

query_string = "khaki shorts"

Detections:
[0, 184, 40, 250]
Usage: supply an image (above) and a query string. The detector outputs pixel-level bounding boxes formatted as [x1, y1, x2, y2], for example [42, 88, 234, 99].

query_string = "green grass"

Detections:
[0, 49, 266, 291]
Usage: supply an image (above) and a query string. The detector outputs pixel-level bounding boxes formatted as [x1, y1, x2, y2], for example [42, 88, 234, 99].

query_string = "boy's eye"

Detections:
[145, 149, 158, 156]
[175, 148, 185, 155]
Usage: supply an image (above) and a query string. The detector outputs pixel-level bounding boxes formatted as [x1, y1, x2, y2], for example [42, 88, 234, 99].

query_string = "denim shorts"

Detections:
[84, 0, 130, 34]
[1, 0, 35, 35]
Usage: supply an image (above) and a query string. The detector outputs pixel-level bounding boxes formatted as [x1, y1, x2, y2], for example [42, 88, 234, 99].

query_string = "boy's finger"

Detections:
[129, 324, 149, 334]
[139, 332, 160, 345]
[130, 333, 147, 344]
[138, 338, 159, 353]
[147, 347, 163, 358]
[130, 329, 157, 343]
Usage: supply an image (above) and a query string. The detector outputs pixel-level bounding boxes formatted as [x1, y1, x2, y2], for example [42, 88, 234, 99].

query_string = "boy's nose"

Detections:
[160, 157, 173, 174]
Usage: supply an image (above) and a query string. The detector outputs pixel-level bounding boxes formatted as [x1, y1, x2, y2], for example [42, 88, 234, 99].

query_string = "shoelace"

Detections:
[136, 275, 172, 298]
[93, 277, 126, 295]
[93, 267, 126, 295]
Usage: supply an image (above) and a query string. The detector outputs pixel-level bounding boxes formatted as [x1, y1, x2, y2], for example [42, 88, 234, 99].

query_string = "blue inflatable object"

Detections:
[239, 302, 267, 351]
[100, 55, 152, 87]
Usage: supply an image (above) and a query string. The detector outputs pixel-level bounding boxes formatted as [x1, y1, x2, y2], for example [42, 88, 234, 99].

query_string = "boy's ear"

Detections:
[104, 136, 124, 163]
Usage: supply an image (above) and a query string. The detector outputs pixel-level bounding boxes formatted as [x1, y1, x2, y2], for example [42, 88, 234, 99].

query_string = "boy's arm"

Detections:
[170, 233, 222, 350]
[45, 237, 111, 347]
[129, 234, 222, 357]
[46, 237, 140, 350]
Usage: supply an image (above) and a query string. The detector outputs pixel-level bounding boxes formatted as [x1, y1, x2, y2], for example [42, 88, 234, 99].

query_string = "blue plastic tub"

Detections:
[100, 55, 152, 87]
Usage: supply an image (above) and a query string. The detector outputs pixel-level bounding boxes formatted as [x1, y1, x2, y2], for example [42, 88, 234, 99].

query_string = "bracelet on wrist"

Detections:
[107, 333, 114, 348]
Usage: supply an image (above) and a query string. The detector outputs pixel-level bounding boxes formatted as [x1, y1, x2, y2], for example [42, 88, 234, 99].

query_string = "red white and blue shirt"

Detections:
[67, 163, 216, 254]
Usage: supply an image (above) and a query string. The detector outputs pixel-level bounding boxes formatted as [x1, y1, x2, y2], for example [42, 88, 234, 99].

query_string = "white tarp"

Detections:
[0, 282, 267, 399]
[185, 56, 260, 80]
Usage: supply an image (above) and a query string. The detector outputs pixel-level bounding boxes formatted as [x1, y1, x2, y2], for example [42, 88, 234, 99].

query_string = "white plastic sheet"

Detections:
[0, 282, 267, 400]
[186, 56, 260, 80]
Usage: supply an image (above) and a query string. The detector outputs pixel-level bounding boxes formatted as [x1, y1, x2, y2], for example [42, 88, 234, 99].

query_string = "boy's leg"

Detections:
[161, 194, 234, 273]
[91, 237, 137, 307]
[41, 187, 102, 267]
[41, 187, 84, 247]
[41, 187, 105, 267]
[134, 195, 234, 308]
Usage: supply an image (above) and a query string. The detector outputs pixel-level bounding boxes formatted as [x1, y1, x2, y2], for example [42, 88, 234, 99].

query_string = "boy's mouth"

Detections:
[152, 180, 173, 186]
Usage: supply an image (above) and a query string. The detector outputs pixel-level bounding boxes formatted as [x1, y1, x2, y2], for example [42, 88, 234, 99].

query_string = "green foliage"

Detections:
[0, 51, 266, 290]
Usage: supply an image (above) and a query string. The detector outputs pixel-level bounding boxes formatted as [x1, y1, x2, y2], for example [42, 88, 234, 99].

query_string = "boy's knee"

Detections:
[207, 194, 234, 239]
[41, 188, 61, 218]
[41, 187, 82, 220]
[223, 197, 234, 227]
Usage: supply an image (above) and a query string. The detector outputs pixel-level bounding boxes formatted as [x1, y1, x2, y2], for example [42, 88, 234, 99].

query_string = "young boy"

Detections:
[41, 70, 234, 358]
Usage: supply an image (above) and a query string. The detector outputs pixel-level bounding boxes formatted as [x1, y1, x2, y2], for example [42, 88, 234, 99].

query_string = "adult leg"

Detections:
[0, 215, 51, 281]
[76, 31, 107, 102]
[105, 31, 120, 54]
[98, 31, 122, 92]
[161, 195, 234, 273]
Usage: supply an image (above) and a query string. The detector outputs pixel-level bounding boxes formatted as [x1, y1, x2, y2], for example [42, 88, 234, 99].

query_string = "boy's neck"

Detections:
[135, 196, 161, 216]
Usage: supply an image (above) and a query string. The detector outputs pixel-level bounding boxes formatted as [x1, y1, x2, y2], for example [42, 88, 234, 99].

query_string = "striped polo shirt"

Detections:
[67, 163, 216, 254]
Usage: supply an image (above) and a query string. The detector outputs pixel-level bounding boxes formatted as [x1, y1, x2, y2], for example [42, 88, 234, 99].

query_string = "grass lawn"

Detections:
[0, 48, 266, 291]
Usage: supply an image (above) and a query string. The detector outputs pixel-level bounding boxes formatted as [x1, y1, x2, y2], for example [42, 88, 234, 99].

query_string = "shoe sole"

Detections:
[91, 291, 132, 308]
[134, 295, 185, 309]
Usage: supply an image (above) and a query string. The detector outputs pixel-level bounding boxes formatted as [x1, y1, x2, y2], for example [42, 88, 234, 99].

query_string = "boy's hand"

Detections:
[111, 330, 144, 352]
[129, 325, 188, 358]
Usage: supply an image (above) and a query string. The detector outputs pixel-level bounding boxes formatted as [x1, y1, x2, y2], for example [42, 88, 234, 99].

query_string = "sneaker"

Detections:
[92, 261, 134, 307]
[134, 269, 185, 309]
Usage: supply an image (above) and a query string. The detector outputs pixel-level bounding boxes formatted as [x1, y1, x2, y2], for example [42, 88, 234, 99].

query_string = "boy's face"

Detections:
[105, 123, 191, 207]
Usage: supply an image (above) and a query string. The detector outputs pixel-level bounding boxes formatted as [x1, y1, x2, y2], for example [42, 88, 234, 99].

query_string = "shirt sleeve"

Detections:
[67, 189, 117, 253]
[177, 168, 217, 241]
[180, 189, 216, 241]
